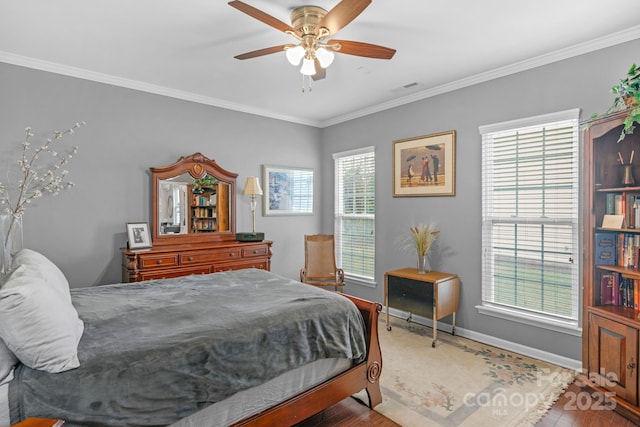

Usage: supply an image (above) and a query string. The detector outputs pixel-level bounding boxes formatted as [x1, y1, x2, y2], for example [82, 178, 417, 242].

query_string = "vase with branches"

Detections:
[0, 122, 85, 274]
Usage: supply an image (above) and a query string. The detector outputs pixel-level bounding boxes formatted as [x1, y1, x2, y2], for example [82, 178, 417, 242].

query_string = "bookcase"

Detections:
[583, 109, 640, 422]
[189, 183, 229, 233]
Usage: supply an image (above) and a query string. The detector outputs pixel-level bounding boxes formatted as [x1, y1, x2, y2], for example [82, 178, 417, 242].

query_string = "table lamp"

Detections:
[237, 177, 264, 242]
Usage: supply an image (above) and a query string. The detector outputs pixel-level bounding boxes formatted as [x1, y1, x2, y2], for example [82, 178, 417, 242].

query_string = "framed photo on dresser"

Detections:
[126, 222, 152, 249]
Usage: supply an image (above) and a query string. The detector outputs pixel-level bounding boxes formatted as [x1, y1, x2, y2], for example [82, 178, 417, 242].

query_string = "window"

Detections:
[479, 109, 580, 333]
[334, 147, 375, 284]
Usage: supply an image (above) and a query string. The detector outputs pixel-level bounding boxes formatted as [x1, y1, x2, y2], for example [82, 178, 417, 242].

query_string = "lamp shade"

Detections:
[243, 177, 263, 196]
[285, 45, 305, 66]
[300, 58, 316, 76]
[315, 47, 335, 68]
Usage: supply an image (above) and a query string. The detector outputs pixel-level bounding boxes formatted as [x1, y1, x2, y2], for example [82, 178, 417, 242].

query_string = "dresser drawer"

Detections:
[122, 241, 272, 283]
[139, 254, 179, 269]
[180, 247, 241, 264]
[242, 245, 269, 258]
[212, 259, 268, 272]
[140, 265, 211, 281]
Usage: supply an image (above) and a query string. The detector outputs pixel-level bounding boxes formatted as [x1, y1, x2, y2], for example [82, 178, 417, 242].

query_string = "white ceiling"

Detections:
[1, 0, 640, 127]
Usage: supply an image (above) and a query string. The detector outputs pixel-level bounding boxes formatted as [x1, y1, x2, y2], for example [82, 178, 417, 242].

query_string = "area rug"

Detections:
[359, 316, 576, 427]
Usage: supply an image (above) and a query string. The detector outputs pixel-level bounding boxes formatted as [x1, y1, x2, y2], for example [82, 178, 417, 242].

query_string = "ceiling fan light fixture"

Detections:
[229, 0, 397, 90]
[315, 47, 334, 68]
[285, 45, 305, 66]
[300, 57, 316, 76]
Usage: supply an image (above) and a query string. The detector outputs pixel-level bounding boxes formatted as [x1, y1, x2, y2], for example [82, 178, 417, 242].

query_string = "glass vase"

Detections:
[0, 214, 23, 275]
[417, 253, 429, 274]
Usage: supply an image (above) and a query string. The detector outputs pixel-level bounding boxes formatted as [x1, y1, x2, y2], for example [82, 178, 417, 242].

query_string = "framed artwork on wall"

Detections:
[126, 222, 152, 249]
[393, 130, 456, 197]
[262, 165, 314, 216]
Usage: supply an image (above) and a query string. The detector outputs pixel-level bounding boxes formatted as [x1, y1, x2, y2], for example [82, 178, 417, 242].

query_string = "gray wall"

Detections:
[0, 63, 322, 286]
[320, 38, 640, 362]
[1, 38, 639, 363]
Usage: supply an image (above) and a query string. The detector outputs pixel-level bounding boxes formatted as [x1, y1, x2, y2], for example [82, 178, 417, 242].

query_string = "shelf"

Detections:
[596, 186, 640, 192]
[587, 305, 640, 324]
[596, 265, 640, 277]
[597, 227, 640, 233]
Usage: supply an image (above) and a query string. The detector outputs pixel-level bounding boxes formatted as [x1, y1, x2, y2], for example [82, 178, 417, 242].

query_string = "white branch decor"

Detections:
[0, 121, 85, 270]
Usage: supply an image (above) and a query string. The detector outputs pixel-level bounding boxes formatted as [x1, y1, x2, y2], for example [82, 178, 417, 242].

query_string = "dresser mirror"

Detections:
[151, 153, 237, 246]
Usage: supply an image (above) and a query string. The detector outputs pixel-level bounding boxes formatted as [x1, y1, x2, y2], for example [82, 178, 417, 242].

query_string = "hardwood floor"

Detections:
[294, 397, 400, 426]
[295, 381, 635, 426]
[535, 381, 636, 427]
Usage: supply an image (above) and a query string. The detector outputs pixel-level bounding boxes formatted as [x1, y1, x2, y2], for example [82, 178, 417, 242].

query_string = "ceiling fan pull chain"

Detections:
[301, 74, 312, 93]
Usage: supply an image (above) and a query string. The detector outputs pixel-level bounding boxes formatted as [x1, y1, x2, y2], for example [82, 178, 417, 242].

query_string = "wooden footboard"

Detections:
[231, 295, 383, 426]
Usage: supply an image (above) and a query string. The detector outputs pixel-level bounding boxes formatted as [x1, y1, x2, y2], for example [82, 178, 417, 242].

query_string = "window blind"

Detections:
[333, 147, 375, 281]
[480, 109, 580, 324]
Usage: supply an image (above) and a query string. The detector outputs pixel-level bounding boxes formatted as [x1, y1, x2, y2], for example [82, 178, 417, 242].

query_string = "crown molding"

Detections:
[2, 24, 639, 129]
[0, 51, 321, 128]
[319, 25, 640, 128]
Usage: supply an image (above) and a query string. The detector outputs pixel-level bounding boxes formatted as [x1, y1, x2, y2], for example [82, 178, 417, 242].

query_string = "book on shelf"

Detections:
[615, 194, 623, 215]
[595, 232, 617, 265]
[627, 193, 638, 229]
[606, 193, 616, 215]
[614, 274, 640, 310]
[600, 268, 640, 310]
[600, 273, 615, 305]
[616, 233, 640, 268]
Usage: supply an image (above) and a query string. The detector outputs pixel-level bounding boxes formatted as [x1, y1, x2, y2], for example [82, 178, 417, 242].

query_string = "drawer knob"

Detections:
[253, 250, 258, 254]
[230, 252, 236, 257]
[157, 260, 162, 264]
[188, 256, 193, 261]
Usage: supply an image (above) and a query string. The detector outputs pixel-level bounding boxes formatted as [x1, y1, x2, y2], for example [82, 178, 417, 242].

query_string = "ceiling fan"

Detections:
[228, 0, 396, 83]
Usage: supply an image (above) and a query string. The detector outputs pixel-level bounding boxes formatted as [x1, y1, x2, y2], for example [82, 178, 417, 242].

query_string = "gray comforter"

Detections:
[9, 269, 367, 426]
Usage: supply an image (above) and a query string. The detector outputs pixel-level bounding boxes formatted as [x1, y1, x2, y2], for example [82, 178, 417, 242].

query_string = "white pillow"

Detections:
[0, 338, 17, 386]
[11, 248, 72, 303]
[0, 252, 84, 373]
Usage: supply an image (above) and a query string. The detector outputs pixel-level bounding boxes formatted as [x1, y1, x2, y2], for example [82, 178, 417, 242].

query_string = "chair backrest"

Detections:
[304, 234, 338, 281]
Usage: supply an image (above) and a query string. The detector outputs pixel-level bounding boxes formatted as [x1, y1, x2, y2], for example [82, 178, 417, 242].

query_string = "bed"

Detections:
[0, 250, 382, 427]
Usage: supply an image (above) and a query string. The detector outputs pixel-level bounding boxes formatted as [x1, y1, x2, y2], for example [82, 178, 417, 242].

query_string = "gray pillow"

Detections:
[0, 250, 84, 373]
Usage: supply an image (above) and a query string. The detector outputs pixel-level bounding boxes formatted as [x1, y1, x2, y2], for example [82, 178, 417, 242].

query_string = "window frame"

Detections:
[333, 146, 376, 286]
[478, 109, 581, 336]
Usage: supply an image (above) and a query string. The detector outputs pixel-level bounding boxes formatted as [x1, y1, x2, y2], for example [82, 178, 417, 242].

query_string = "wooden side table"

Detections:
[384, 268, 460, 347]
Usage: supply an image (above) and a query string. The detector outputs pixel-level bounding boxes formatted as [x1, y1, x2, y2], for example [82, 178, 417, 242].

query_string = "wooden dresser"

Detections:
[122, 240, 272, 282]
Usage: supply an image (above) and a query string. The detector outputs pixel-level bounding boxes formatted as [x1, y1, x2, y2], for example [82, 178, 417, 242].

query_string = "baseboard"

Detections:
[384, 307, 581, 372]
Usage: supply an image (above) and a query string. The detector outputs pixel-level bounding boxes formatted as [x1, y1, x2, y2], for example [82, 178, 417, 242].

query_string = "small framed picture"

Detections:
[126, 222, 152, 250]
[262, 165, 314, 216]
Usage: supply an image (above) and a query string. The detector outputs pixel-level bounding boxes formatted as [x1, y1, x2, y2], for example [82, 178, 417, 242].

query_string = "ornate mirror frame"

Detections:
[151, 153, 237, 246]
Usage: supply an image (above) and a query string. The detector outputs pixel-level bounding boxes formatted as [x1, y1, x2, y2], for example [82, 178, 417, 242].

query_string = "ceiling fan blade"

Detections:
[329, 39, 396, 59]
[228, 1, 299, 36]
[234, 45, 288, 60]
[316, 0, 371, 36]
[311, 59, 326, 81]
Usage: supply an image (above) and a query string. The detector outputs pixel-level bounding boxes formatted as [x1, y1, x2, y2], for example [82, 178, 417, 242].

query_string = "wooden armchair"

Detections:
[300, 234, 345, 292]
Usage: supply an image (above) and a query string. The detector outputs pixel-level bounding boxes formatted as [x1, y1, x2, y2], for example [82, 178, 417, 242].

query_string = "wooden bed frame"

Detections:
[232, 295, 383, 426]
[14, 295, 383, 427]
